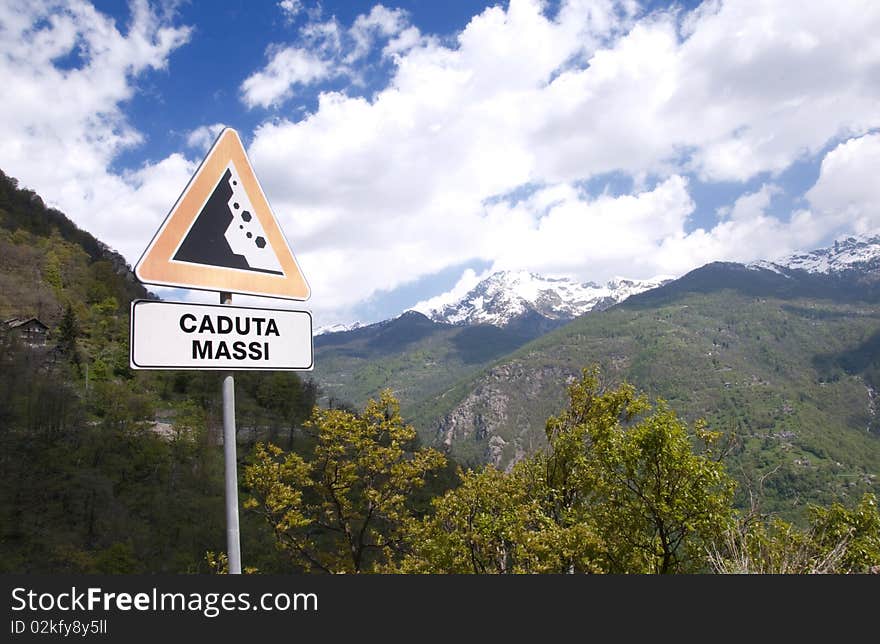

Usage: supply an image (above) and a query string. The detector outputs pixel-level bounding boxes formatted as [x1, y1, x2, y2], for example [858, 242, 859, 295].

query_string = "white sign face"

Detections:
[130, 300, 313, 371]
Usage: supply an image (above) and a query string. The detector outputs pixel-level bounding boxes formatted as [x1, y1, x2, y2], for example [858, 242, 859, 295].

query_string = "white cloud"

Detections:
[242, 4, 416, 110]
[483, 176, 829, 279]
[478, 176, 694, 280]
[244, 0, 880, 322]
[4, 0, 880, 328]
[806, 134, 880, 236]
[384, 25, 423, 57]
[278, 0, 303, 21]
[411, 268, 490, 316]
[300, 18, 343, 54]
[653, 184, 824, 270]
[240, 46, 333, 108]
[530, 0, 880, 183]
[185, 122, 226, 152]
[414, 176, 843, 313]
[347, 5, 409, 63]
[726, 183, 781, 222]
[0, 0, 192, 264]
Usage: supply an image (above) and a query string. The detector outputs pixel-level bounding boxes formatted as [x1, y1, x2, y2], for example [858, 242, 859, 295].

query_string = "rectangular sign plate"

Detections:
[130, 299, 313, 371]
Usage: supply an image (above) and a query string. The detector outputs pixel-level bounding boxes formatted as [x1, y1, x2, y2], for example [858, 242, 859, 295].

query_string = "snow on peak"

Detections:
[315, 321, 363, 336]
[414, 270, 673, 327]
[749, 233, 880, 275]
[746, 259, 790, 277]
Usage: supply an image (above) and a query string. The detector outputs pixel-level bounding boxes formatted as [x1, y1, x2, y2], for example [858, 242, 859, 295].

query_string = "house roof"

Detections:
[3, 317, 49, 330]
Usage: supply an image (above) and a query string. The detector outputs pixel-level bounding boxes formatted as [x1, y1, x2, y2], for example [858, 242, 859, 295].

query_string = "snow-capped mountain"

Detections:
[413, 270, 674, 328]
[321, 236, 880, 337]
[315, 321, 364, 336]
[749, 234, 880, 276]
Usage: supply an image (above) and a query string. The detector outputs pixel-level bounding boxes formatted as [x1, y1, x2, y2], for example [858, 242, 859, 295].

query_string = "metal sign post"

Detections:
[221, 291, 242, 575]
[130, 127, 312, 575]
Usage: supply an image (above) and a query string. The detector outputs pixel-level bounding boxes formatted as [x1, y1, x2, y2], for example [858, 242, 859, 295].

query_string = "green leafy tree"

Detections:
[545, 369, 735, 573]
[399, 368, 735, 574]
[251, 372, 317, 447]
[244, 390, 446, 573]
[810, 492, 880, 572]
[711, 492, 880, 574]
[56, 302, 80, 368]
[397, 462, 602, 574]
[43, 250, 62, 291]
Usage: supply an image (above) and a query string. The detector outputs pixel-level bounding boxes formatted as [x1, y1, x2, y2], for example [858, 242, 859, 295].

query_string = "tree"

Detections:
[544, 369, 735, 573]
[251, 372, 317, 447]
[43, 250, 62, 291]
[710, 492, 880, 574]
[56, 302, 80, 368]
[809, 492, 880, 572]
[397, 461, 603, 574]
[244, 390, 446, 573]
[398, 368, 735, 574]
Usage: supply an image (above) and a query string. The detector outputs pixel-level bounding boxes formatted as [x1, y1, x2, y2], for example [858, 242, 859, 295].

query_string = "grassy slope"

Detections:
[313, 313, 541, 423]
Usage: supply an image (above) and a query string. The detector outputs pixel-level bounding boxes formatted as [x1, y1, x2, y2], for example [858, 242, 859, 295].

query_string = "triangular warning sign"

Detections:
[135, 128, 310, 300]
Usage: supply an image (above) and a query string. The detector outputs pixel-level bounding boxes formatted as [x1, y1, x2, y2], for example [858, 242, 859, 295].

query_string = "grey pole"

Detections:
[221, 291, 242, 574]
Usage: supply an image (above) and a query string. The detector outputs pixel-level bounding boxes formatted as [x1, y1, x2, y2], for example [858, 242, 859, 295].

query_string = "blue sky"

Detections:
[1, 0, 879, 327]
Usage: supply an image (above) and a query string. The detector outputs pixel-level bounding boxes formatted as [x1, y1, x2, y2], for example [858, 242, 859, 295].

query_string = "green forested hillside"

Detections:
[313, 310, 544, 420]
[415, 264, 880, 517]
[0, 170, 317, 572]
[0, 170, 147, 332]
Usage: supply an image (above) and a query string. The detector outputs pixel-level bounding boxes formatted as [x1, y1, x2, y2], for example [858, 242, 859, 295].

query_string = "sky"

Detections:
[1, 0, 879, 328]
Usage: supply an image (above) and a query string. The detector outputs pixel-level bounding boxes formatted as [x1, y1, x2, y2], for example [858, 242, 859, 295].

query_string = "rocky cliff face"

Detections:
[100, 243, 139, 283]
[435, 361, 578, 468]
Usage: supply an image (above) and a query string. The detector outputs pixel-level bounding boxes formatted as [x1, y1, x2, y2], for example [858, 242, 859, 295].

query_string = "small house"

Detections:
[3, 317, 49, 347]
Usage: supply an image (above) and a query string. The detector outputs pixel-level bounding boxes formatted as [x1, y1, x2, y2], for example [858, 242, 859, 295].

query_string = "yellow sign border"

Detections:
[135, 128, 310, 301]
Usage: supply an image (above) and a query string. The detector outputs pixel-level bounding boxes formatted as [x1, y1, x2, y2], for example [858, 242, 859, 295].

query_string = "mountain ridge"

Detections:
[749, 233, 880, 277]
[413, 270, 673, 328]
[416, 254, 880, 517]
